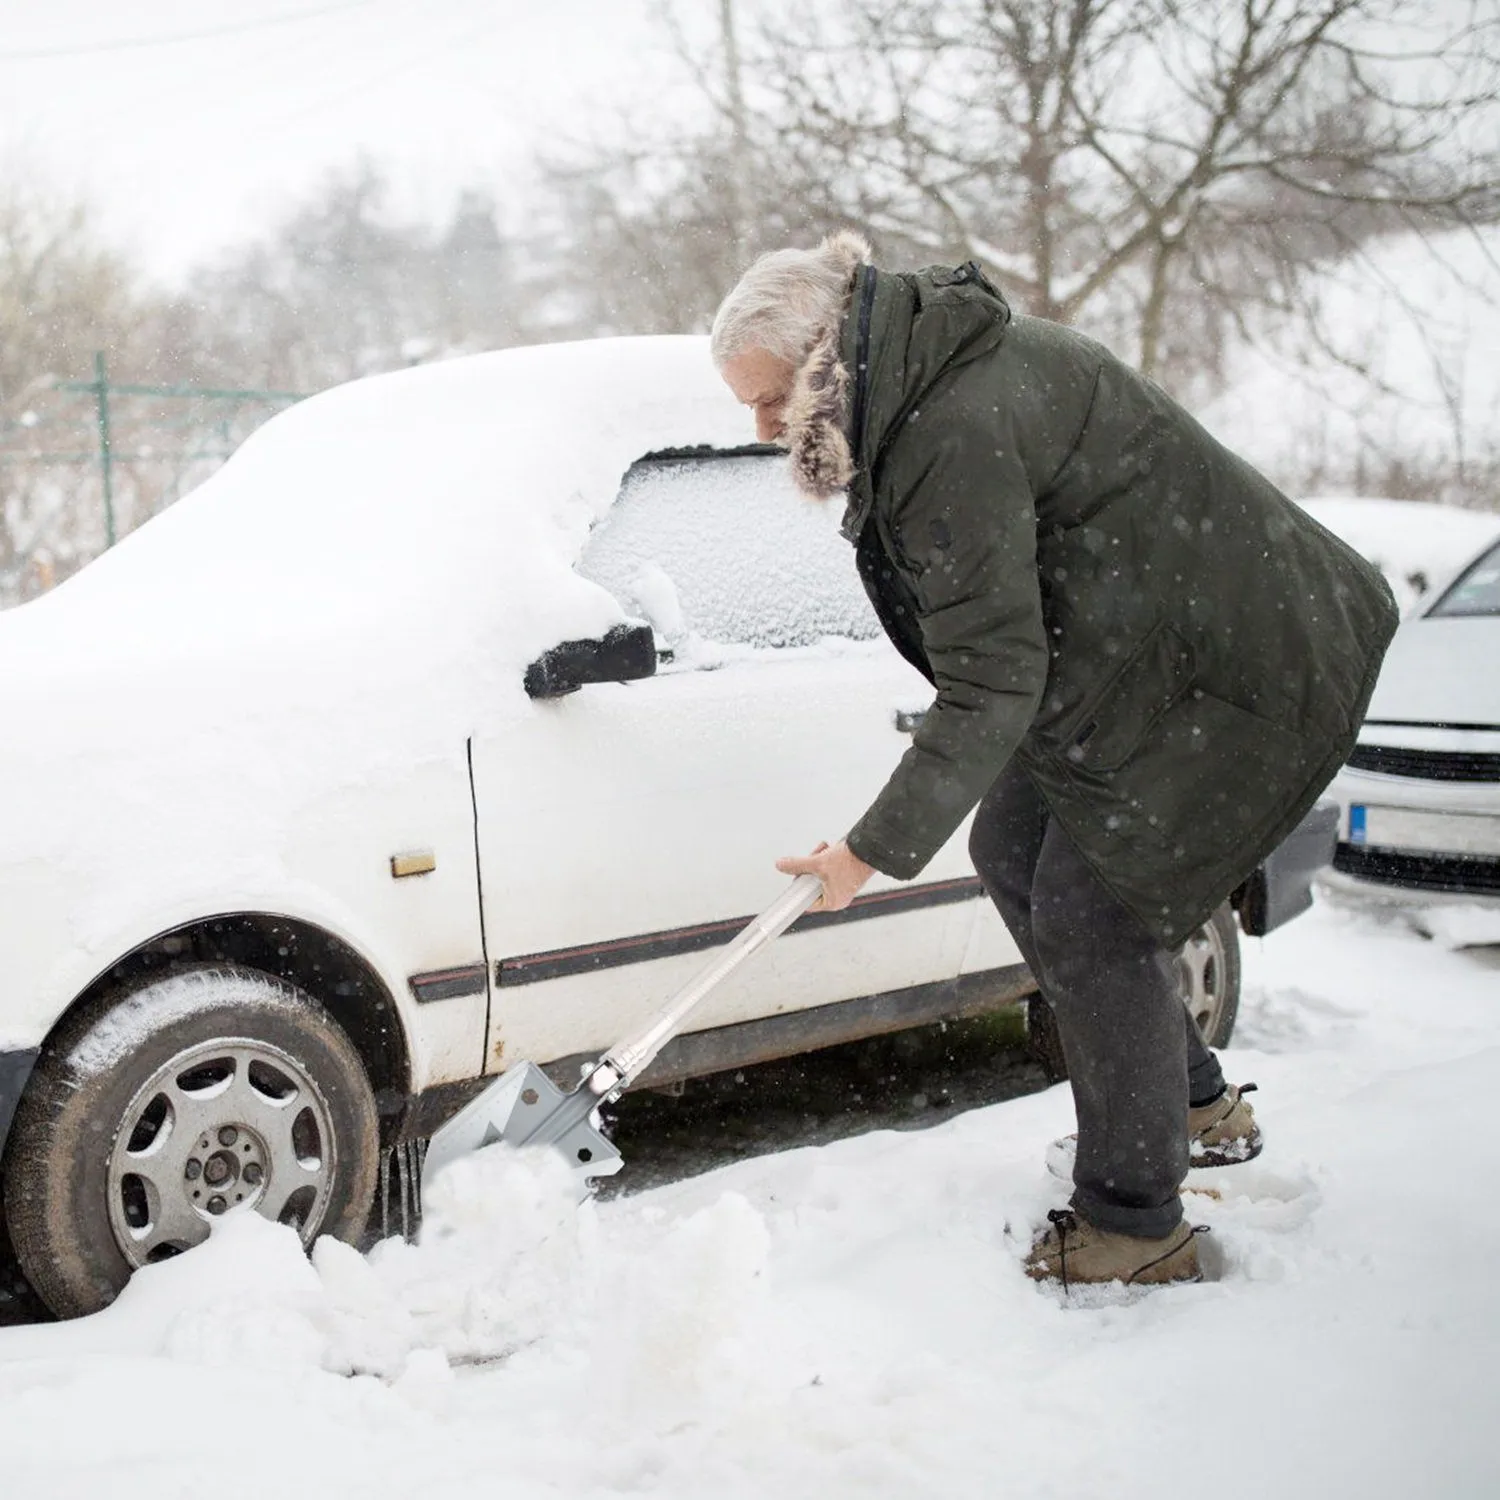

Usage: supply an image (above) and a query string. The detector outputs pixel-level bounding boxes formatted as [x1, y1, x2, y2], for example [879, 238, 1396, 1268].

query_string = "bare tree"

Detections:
[547, 0, 1498, 385]
[531, 0, 871, 339]
[0, 180, 160, 600]
[2, 162, 543, 605]
[186, 161, 528, 392]
[535, 140, 850, 338]
[0, 184, 142, 409]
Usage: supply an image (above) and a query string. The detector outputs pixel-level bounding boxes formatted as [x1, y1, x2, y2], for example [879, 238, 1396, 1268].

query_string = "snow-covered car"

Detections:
[1324, 529, 1500, 914]
[0, 337, 1330, 1319]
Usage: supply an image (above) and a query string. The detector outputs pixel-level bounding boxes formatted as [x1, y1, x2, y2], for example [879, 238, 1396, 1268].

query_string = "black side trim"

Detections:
[409, 964, 488, 1004]
[496, 876, 986, 988]
[0, 1048, 41, 1167]
[794, 875, 983, 930]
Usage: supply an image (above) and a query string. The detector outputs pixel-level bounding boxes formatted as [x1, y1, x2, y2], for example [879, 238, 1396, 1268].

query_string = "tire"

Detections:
[1023, 901, 1242, 1081]
[3, 966, 379, 1319]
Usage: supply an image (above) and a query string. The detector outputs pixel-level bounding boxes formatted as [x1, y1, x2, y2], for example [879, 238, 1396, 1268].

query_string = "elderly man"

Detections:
[712, 232, 1397, 1289]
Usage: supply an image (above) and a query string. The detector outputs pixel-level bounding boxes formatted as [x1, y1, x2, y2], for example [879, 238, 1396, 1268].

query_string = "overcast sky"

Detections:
[4, 1, 1486, 287]
[0, 0, 668, 281]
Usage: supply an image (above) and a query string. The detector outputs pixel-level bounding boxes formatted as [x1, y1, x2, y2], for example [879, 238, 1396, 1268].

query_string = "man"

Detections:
[711, 232, 1397, 1289]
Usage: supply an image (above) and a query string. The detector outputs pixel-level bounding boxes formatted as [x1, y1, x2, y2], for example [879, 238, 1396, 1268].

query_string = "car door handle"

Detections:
[894, 708, 927, 735]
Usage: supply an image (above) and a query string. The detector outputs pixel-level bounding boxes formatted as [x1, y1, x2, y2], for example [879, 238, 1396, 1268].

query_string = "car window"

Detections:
[578, 450, 880, 653]
[1428, 539, 1500, 618]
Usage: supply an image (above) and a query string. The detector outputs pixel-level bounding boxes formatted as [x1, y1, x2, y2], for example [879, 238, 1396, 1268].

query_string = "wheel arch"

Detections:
[34, 913, 412, 1119]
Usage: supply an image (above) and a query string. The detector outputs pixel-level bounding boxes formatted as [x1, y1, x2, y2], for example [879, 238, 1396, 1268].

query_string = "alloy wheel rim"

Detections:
[105, 1037, 337, 1268]
[1178, 921, 1227, 1039]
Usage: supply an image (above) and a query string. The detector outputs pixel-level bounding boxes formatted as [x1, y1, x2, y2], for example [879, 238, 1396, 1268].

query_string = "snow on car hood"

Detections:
[0, 336, 755, 882]
[1, 336, 752, 744]
[1365, 614, 1500, 727]
[4, 336, 749, 693]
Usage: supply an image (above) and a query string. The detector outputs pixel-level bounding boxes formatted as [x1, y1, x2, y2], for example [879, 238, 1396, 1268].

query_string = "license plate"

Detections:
[1350, 804, 1500, 857]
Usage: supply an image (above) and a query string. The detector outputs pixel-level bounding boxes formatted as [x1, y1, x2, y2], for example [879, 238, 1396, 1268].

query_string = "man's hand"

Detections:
[775, 840, 876, 912]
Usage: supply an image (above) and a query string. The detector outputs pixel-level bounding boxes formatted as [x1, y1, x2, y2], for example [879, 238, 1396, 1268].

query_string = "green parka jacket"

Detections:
[829, 262, 1398, 947]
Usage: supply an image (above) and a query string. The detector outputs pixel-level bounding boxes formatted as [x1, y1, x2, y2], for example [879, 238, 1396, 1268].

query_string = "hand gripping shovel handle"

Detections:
[588, 872, 824, 1096]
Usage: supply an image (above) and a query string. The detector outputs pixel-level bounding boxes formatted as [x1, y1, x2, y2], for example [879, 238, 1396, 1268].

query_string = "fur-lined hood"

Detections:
[784, 231, 870, 501]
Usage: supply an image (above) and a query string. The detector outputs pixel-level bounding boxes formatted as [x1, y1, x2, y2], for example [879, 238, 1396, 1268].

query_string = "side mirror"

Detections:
[524, 622, 657, 699]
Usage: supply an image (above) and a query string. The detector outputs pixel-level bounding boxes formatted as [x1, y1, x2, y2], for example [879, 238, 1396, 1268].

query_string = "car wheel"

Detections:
[1179, 902, 1241, 1048]
[3, 966, 379, 1320]
[1024, 902, 1242, 1080]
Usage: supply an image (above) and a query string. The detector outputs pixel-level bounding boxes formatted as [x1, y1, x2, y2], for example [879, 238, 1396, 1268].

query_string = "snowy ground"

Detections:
[1, 899, 1496, 1499]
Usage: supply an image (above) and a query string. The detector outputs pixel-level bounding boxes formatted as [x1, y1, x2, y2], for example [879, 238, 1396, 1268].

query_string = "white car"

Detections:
[0, 337, 1319, 1318]
[1324, 529, 1500, 915]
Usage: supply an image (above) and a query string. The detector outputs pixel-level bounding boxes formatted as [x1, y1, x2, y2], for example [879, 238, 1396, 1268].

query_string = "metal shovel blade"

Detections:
[417, 876, 822, 1212]
[420, 1060, 623, 1202]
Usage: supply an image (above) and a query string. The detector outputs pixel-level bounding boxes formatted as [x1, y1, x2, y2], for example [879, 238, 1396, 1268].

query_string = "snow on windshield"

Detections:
[579, 452, 879, 652]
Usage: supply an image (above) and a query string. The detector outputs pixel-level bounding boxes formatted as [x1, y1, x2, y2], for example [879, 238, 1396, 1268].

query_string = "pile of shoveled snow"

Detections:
[1, 901, 1497, 1498]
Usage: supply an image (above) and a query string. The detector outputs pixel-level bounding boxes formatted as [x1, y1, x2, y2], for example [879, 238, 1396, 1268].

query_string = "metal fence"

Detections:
[0, 356, 304, 605]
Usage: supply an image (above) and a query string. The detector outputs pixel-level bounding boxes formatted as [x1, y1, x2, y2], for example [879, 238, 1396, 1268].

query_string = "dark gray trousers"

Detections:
[969, 764, 1226, 1238]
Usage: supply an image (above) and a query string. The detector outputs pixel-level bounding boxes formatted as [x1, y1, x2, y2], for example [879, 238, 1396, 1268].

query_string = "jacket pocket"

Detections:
[1063, 622, 1196, 774]
[1085, 687, 1324, 890]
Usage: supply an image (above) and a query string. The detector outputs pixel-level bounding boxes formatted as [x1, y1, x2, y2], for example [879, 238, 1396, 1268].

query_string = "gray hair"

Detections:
[710, 230, 872, 368]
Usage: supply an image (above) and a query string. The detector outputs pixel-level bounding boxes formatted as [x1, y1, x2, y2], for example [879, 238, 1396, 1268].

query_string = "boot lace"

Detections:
[1046, 1210, 1211, 1291]
[1046, 1208, 1079, 1292]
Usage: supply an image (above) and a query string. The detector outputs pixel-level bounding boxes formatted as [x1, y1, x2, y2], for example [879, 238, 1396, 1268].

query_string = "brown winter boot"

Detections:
[1024, 1209, 1205, 1290]
[1045, 1082, 1263, 1181]
[1188, 1083, 1261, 1167]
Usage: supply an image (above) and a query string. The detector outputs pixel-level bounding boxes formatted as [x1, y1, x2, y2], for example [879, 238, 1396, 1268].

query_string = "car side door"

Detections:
[468, 449, 982, 1074]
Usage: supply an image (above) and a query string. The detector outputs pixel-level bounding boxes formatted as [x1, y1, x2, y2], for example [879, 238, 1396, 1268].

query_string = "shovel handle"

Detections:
[593, 873, 824, 1093]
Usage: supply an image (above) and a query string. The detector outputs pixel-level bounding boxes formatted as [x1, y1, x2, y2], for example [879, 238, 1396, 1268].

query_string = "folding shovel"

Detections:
[420, 873, 824, 1199]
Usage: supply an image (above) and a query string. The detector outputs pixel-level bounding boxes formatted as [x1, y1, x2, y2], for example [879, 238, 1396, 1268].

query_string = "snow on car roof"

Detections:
[3, 336, 752, 684]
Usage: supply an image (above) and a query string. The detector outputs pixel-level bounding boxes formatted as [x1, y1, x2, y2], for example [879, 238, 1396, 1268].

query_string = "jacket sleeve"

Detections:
[845, 411, 1048, 879]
